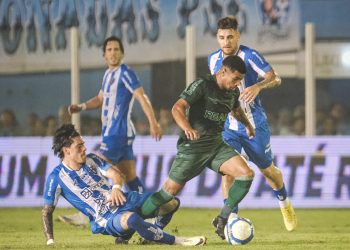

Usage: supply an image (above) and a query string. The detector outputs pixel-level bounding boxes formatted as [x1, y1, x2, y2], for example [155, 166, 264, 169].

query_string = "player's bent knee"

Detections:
[121, 212, 134, 230]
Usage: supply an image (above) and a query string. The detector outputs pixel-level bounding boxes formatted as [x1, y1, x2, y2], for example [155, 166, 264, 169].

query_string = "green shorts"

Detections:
[168, 135, 240, 185]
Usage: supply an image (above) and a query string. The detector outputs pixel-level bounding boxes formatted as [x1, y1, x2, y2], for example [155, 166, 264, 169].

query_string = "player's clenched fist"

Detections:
[68, 103, 86, 115]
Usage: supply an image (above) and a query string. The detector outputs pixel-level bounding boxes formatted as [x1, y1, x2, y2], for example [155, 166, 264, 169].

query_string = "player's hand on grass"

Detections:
[107, 187, 126, 207]
[150, 122, 163, 141]
[239, 84, 261, 104]
[184, 128, 200, 141]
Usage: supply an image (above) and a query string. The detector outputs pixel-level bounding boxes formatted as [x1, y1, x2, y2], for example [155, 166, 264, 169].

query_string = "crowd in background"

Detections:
[0, 102, 349, 137]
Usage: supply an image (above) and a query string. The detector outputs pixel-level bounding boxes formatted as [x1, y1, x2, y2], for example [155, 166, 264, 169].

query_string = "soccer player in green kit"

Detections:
[141, 55, 255, 240]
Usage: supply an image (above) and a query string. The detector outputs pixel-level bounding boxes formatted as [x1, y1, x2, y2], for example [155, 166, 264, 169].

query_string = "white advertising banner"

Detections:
[0, 0, 300, 73]
[0, 136, 349, 208]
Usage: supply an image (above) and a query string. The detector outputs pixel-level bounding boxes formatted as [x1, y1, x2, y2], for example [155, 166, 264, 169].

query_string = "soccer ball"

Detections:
[224, 217, 254, 245]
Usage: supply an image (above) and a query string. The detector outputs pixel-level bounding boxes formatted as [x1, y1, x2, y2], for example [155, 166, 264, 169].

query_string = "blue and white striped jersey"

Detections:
[100, 64, 141, 139]
[208, 45, 271, 131]
[43, 153, 116, 234]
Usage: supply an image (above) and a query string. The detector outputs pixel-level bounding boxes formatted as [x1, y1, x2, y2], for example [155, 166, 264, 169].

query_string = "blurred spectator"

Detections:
[330, 103, 349, 134]
[319, 117, 337, 135]
[277, 108, 293, 135]
[0, 109, 20, 136]
[81, 115, 101, 136]
[316, 109, 327, 135]
[23, 112, 41, 136]
[291, 117, 305, 136]
[158, 107, 179, 135]
[266, 111, 278, 135]
[32, 118, 46, 136]
[45, 115, 58, 136]
[58, 105, 71, 126]
[134, 118, 149, 135]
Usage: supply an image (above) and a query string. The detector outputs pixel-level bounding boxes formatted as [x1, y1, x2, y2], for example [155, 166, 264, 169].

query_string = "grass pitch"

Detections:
[0, 208, 349, 250]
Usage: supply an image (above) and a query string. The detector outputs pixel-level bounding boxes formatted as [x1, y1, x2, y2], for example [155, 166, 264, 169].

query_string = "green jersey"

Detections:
[179, 74, 240, 138]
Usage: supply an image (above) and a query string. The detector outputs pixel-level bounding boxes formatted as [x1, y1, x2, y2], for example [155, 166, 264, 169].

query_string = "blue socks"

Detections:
[273, 184, 288, 201]
[155, 198, 180, 229]
[127, 213, 175, 244]
[127, 177, 145, 193]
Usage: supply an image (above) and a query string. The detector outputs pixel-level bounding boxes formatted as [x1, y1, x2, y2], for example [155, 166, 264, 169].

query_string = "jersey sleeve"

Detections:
[86, 153, 111, 172]
[248, 49, 272, 76]
[179, 79, 204, 106]
[43, 170, 61, 206]
[120, 64, 141, 92]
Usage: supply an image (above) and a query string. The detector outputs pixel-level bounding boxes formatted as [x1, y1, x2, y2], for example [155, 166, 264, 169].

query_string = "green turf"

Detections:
[0, 208, 349, 249]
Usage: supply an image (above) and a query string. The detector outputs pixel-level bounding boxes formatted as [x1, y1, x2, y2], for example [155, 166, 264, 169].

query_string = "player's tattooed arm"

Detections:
[240, 69, 281, 104]
[256, 69, 281, 90]
[42, 204, 55, 244]
[232, 107, 255, 138]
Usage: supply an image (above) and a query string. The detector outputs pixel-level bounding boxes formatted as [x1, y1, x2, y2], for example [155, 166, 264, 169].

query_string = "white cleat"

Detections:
[175, 236, 207, 246]
[58, 212, 88, 227]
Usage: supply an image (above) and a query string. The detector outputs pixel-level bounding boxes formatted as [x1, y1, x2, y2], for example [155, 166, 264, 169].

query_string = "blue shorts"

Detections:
[222, 122, 273, 169]
[99, 135, 135, 164]
[105, 191, 152, 237]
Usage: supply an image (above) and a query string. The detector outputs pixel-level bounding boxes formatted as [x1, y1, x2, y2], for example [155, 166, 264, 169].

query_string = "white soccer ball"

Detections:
[224, 217, 254, 245]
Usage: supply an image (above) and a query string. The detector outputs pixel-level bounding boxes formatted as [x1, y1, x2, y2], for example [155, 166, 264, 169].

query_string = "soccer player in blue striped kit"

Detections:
[208, 16, 297, 235]
[63, 36, 162, 226]
[42, 124, 206, 246]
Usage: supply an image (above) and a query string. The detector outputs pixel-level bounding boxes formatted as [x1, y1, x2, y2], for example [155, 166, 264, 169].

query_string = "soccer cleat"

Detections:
[115, 236, 129, 245]
[212, 216, 227, 240]
[58, 212, 88, 227]
[175, 236, 207, 246]
[280, 202, 297, 231]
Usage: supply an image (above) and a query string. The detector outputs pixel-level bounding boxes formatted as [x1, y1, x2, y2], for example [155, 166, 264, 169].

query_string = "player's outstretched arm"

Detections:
[68, 91, 104, 115]
[42, 204, 56, 245]
[232, 106, 255, 139]
[172, 99, 200, 141]
[133, 87, 163, 141]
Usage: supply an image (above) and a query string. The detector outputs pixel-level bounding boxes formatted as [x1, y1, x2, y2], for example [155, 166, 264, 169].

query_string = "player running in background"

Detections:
[42, 124, 206, 246]
[140, 55, 255, 240]
[63, 36, 163, 226]
[208, 16, 297, 231]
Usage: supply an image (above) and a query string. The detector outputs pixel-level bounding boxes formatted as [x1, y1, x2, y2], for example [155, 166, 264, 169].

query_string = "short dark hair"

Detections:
[52, 124, 80, 159]
[102, 36, 124, 55]
[222, 55, 246, 74]
[217, 16, 238, 31]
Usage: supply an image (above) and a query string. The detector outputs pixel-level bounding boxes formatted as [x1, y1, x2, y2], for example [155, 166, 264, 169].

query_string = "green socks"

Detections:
[219, 178, 253, 218]
[141, 188, 174, 217]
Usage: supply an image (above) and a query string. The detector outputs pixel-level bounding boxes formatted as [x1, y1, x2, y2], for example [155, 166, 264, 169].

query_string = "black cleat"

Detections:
[212, 216, 227, 240]
[115, 234, 132, 245]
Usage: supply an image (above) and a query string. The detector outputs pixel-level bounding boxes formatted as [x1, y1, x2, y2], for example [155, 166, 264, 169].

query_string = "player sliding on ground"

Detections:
[140, 55, 256, 240]
[41, 124, 206, 246]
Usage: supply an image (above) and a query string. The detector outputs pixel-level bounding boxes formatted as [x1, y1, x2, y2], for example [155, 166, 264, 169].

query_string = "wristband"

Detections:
[112, 184, 122, 190]
[47, 239, 54, 245]
[78, 103, 87, 111]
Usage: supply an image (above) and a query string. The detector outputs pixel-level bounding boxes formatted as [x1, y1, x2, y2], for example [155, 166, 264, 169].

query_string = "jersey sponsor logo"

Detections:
[204, 110, 227, 122]
[81, 187, 93, 199]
